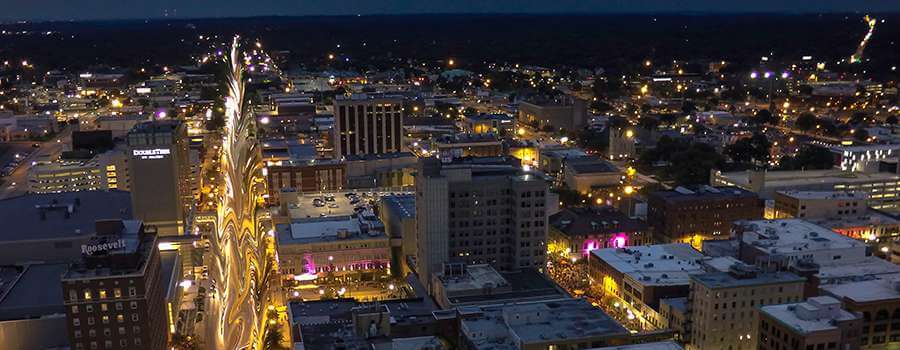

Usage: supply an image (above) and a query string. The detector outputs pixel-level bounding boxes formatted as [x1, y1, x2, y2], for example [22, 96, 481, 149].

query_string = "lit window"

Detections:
[84, 290, 92, 300]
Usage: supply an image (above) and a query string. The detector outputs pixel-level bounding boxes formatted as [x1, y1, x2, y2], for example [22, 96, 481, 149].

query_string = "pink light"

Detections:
[583, 240, 599, 256]
[610, 234, 628, 249]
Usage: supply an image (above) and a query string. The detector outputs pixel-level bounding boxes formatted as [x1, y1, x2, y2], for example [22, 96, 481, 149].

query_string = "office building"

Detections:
[590, 243, 705, 329]
[415, 157, 551, 292]
[773, 191, 867, 219]
[517, 94, 588, 131]
[773, 191, 900, 241]
[689, 265, 806, 350]
[433, 133, 504, 161]
[62, 220, 167, 350]
[711, 169, 900, 211]
[458, 298, 629, 350]
[333, 94, 404, 159]
[758, 296, 861, 350]
[549, 206, 650, 258]
[126, 120, 191, 236]
[0, 190, 133, 265]
[647, 186, 762, 247]
[735, 219, 867, 269]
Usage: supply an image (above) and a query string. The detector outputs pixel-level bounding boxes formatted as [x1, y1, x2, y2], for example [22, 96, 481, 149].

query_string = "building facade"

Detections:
[688, 266, 806, 350]
[126, 120, 191, 236]
[758, 296, 861, 350]
[333, 94, 404, 159]
[647, 186, 762, 248]
[415, 157, 550, 292]
[61, 220, 167, 350]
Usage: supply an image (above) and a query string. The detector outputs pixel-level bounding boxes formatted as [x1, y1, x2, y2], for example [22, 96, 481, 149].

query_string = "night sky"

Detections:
[3, 0, 900, 21]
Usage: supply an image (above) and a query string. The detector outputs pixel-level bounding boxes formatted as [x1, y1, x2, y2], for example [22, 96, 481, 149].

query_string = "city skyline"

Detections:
[3, 0, 900, 21]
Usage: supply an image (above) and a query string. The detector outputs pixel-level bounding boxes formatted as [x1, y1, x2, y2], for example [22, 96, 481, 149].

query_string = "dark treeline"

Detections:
[1, 14, 898, 75]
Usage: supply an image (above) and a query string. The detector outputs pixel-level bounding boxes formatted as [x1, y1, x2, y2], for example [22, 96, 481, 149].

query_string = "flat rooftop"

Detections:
[820, 274, 900, 303]
[591, 244, 704, 286]
[650, 185, 756, 202]
[550, 206, 647, 237]
[445, 268, 564, 305]
[738, 219, 865, 256]
[0, 263, 68, 320]
[776, 190, 867, 200]
[461, 298, 627, 350]
[691, 271, 805, 290]
[816, 256, 900, 282]
[588, 341, 684, 350]
[760, 296, 857, 334]
[380, 194, 415, 219]
[718, 169, 900, 189]
[0, 190, 133, 242]
[439, 264, 507, 293]
[276, 215, 386, 246]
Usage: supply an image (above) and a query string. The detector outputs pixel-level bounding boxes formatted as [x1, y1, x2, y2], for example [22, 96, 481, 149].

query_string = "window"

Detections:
[75, 330, 82, 338]
[119, 340, 127, 348]
[128, 287, 136, 297]
[87, 317, 95, 325]
[134, 338, 141, 346]
[113, 288, 122, 298]
[89, 329, 96, 338]
[84, 290, 93, 300]
[115, 303, 123, 311]
[130, 301, 138, 310]
[101, 315, 109, 324]
[86, 305, 93, 313]
[72, 305, 79, 314]
[98, 290, 107, 299]
[118, 327, 126, 335]
[132, 325, 140, 334]
[70, 290, 79, 301]
[73, 318, 81, 326]
[131, 314, 139, 322]
[117, 314, 124, 323]
[101, 304, 108, 312]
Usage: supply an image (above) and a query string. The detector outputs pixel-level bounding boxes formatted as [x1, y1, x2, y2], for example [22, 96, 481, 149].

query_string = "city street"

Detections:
[0, 125, 72, 199]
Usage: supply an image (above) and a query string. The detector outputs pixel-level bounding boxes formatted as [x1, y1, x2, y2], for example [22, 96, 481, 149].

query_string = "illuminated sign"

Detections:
[135, 87, 152, 94]
[82, 239, 126, 256]
[133, 148, 171, 160]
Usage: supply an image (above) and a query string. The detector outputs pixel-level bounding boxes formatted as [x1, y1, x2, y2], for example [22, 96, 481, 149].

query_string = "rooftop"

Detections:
[460, 298, 628, 350]
[276, 215, 386, 246]
[816, 256, 900, 282]
[691, 270, 805, 290]
[776, 190, 867, 200]
[737, 219, 865, 256]
[380, 194, 415, 219]
[820, 274, 900, 303]
[591, 244, 705, 286]
[760, 296, 858, 334]
[444, 268, 564, 306]
[0, 263, 68, 321]
[718, 169, 900, 189]
[650, 185, 757, 202]
[588, 341, 684, 350]
[550, 206, 647, 237]
[0, 190, 133, 242]
[438, 264, 508, 293]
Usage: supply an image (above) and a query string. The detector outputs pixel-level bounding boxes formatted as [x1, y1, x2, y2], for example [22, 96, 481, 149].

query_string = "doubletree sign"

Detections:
[81, 239, 127, 256]
[133, 148, 171, 160]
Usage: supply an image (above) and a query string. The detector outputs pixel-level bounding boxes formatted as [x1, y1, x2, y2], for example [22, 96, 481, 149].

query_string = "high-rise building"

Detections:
[688, 264, 806, 350]
[126, 120, 190, 236]
[415, 157, 550, 292]
[61, 220, 167, 350]
[333, 94, 404, 159]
